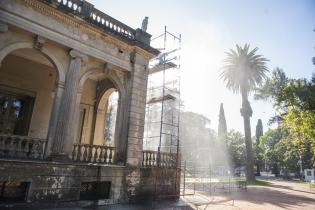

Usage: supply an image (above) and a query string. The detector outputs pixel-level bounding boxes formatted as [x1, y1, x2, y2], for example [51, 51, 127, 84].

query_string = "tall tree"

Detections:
[256, 69, 315, 169]
[221, 44, 269, 181]
[218, 103, 227, 137]
[255, 119, 263, 175]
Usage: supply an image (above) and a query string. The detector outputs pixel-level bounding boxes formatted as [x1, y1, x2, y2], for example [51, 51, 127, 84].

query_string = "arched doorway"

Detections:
[93, 88, 119, 146]
[0, 48, 59, 158]
[72, 71, 126, 164]
[76, 77, 121, 146]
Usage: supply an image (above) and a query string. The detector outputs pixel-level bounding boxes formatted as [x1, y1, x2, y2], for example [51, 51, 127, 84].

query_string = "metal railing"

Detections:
[72, 144, 115, 164]
[0, 134, 46, 160]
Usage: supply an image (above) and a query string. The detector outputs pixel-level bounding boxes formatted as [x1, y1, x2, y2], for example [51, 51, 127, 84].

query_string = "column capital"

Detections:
[70, 50, 88, 62]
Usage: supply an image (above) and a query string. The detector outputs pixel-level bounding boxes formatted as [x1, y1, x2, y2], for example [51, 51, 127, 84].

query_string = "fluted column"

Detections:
[51, 50, 88, 160]
[45, 81, 64, 157]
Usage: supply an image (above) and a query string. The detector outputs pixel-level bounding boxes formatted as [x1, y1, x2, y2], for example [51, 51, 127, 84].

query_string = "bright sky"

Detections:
[90, 0, 315, 134]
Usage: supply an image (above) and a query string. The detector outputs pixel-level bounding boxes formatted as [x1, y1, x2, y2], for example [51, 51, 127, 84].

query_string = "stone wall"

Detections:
[0, 160, 126, 204]
[138, 167, 180, 200]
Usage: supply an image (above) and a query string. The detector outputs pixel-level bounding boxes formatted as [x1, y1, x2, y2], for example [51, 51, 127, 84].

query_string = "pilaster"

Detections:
[126, 52, 149, 167]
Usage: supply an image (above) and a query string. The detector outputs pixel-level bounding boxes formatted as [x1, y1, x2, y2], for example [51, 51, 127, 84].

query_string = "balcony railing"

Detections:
[41, 0, 136, 40]
[0, 134, 46, 160]
[72, 144, 115, 164]
[142, 150, 177, 168]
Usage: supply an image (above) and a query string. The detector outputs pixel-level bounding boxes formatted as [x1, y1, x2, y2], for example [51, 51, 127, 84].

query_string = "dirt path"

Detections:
[182, 179, 315, 210]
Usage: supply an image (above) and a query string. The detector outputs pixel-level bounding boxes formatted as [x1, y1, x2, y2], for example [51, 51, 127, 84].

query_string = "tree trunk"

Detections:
[256, 163, 261, 176]
[240, 89, 255, 182]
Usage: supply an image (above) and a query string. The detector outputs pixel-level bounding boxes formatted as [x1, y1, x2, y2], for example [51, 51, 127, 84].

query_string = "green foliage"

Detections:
[283, 108, 315, 167]
[255, 119, 263, 139]
[255, 119, 264, 174]
[255, 68, 288, 104]
[256, 69, 315, 172]
[259, 125, 312, 175]
[218, 103, 227, 137]
[221, 44, 269, 94]
[226, 130, 246, 168]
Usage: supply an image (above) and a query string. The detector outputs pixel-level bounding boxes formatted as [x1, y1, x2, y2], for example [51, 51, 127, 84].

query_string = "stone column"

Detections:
[45, 81, 64, 157]
[50, 50, 87, 160]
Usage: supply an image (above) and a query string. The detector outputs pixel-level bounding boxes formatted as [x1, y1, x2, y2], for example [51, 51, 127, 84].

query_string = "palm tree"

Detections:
[220, 44, 269, 181]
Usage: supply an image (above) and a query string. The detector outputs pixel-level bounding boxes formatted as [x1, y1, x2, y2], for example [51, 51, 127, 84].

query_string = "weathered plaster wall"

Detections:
[0, 26, 69, 81]
[0, 54, 56, 139]
[78, 78, 96, 144]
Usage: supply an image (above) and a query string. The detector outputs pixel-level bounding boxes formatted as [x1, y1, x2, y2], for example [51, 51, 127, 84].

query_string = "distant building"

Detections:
[304, 169, 315, 182]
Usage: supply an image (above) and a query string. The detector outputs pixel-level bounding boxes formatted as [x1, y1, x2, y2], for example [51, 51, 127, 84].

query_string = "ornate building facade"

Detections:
[0, 0, 179, 205]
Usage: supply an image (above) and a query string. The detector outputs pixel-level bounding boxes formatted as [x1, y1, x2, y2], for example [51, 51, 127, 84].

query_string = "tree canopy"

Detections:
[256, 68, 315, 172]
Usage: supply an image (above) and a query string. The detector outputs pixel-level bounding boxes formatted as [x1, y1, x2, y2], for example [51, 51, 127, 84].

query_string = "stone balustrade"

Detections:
[72, 144, 115, 164]
[41, 0, 136, 40]
[142, 150, 177, 168]
[0, 134, 46, 160]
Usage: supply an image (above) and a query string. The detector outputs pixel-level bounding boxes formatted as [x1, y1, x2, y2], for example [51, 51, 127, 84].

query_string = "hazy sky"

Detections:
[90, 0, 315, 134]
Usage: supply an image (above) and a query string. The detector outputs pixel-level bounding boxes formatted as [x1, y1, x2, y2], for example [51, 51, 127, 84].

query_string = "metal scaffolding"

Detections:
[144, 26, 181, 163]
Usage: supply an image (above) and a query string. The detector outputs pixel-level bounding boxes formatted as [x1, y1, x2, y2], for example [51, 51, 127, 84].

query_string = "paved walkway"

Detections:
[2, 180, 314, 210]
[182, 179, 315, 210]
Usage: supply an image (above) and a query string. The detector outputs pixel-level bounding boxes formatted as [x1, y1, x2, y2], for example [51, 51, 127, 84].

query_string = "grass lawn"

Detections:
[285, 179, 308, 184]
[247, 179, 271, 186]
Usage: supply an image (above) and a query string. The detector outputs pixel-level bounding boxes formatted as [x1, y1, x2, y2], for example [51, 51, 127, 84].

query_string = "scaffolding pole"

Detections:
[143, 26, 182, 197]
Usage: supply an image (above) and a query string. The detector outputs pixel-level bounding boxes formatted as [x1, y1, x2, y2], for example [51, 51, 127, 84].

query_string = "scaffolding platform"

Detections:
[149, 62, 177, 74]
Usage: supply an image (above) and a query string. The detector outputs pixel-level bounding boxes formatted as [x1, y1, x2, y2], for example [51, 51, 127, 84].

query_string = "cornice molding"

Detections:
[21, 0, 155, 60]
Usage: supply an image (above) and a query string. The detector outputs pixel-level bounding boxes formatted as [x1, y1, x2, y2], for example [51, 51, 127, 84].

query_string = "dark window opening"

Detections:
[0, 181, 29, 202]
[0, 91, 34, 136]
[79, 181, 111, 200]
